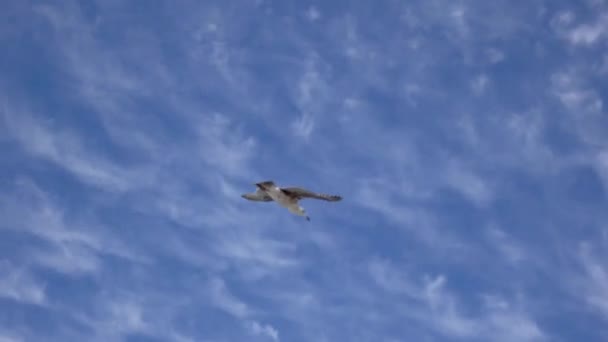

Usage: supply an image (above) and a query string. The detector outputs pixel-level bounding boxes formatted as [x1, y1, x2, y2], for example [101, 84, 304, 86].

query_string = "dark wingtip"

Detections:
[255, 180, 274, 189]
[306, 216, 311, 221]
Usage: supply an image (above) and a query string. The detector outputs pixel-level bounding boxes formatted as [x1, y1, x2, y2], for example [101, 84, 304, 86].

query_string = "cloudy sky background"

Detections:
[2, 0, 608, 341]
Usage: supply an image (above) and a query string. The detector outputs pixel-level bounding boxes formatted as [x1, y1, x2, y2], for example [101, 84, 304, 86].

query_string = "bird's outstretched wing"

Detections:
[281, 187, 342, 201]
[241, 189, 273, 202]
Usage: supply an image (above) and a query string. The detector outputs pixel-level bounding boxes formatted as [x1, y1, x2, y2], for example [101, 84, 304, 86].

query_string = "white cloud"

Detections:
[0, 105, 132, 192]
[107, 301, 148, 333]
[305, 7, 321, 22]
[485, 226, 527, 264]
[551, 71, 603, 114]
[32, 243, 101, 275]
[366, 259, 546, 341]
[26, 2, 261, 186]
[579, 242, 608, 318]
[551, 7, 608, 46]
[549, 68, 607, 158]
[471, 74, 489, 95]
[213, 225, 301, 281]
[567, 15, 608, 45]
[596, 151, 608, 191]
[0, 177, 146, 276]
[0, 262, 46, 305]
[354, 179, 453, 248]
[484, 311, 545, 342]
[0, 332, 24, 342]
[208, 277, 250, 319]
[440, 288, 545, 341]
[368, 257, 422, 298]
[288, 57, 330, 140]
[444, 159, 493, 206]
[291, 112, 315, 140]
[485, 48, 505, 64]
[196, 113, 259, 178]
[452, 108, 557, 179]
[68, 295, 181, 341]
[403, 83, 422, 106]
[247, 320, 279, 341]
[554, 11, 575, 27]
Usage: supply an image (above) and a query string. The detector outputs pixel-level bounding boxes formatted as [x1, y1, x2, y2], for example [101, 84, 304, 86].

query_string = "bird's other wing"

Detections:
[241, 190, 273, 201]
[255, 180, 276, 189]
[281, 187, 342, 201]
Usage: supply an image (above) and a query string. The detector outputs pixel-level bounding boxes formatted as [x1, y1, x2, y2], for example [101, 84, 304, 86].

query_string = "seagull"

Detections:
[241, 180, 342, 221]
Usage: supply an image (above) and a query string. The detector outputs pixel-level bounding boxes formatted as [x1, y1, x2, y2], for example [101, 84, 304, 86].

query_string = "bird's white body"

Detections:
[241, 181, 342, 221]
[261, 183, 308, 218]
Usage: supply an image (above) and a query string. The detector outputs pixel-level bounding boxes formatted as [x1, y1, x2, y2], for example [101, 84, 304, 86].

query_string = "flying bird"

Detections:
[241, 181, 342, 221]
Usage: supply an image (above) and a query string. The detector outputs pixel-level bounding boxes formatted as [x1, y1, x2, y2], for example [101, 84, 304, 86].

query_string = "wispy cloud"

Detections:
[367, 257, 546, 341]
[471, 74, 489, 95]
[208, 277, 281, 341]
[247, 320, 280, 342]
[291, 112, 315, 140]
[484, 225, 527, 265]
[0, 332, 24, 342]
[596, 151, 608, 191]
[565, 14, 608, 46]
[208, 276, 251, 318]
[578, 241, 608, 319]
[551, 71, 603, 115]
[1, 104, 131, 192]
[0, 261, 46, 306]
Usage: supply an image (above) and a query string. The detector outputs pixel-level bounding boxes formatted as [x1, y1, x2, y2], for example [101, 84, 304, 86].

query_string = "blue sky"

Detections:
[1, 0, 608, 341]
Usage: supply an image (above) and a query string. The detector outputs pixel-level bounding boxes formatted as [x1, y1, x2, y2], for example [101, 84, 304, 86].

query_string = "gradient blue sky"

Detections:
[2, 1, 608, 341]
